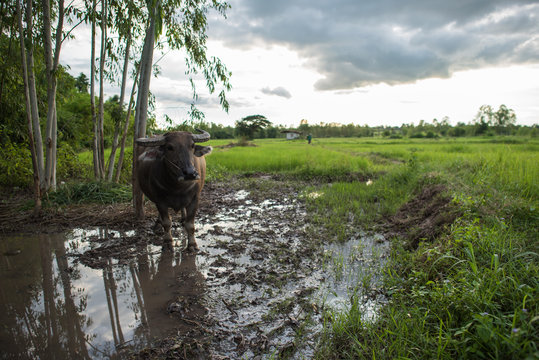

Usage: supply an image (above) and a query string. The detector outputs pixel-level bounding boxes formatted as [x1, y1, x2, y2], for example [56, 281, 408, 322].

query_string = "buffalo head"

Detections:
[136, 129, 212, 182]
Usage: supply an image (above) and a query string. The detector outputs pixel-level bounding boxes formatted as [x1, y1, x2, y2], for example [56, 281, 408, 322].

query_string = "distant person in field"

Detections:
[307, 134, 312, 144]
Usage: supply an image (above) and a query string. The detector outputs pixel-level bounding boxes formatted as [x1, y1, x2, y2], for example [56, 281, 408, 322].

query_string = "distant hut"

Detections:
[281, 130, 302, 140]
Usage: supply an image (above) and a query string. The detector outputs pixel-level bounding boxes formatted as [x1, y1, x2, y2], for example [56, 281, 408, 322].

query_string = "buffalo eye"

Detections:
[167, 144, 174, 151]
[191, 143, 195, 149]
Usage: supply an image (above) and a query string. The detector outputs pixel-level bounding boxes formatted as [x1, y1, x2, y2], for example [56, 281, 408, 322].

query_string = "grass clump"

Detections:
[305, 159, 422, 242]
[47, 181, 132, 205]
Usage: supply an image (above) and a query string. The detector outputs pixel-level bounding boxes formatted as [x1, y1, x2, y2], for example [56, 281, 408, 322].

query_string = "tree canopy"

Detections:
[235, 115, 272, 140]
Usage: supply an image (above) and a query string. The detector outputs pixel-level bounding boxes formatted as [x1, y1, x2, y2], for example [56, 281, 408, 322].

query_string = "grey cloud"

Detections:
[261, 86, 292, 99]
[210, 0, 539, 90]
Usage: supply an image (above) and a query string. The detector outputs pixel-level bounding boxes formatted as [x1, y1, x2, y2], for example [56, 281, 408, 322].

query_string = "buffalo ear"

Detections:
[194, 145, 212, 157]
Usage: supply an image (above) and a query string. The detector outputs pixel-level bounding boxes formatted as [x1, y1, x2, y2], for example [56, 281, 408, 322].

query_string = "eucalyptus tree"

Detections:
[16, 0, 83, 203]
[97, 0, 108, 178]
[16, 0, 41, 213]
[16, 0, 47, 213]
[132, 0, 232, 218]
[106, 0, 145, 182]
[18, 0, 44, 190]
[87, 0, 145, 182]
[41, 0, 67, 190]
[89, 0, 101, 178]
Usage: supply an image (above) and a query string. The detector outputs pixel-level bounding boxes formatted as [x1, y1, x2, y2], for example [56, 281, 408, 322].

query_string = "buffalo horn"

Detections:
[191, 128, 211, 143]
[136, 135, 166, 147]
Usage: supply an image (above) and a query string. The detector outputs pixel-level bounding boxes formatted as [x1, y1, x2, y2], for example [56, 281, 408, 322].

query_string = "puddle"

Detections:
[0, 231, 201, 359]
[317, 233, 389, 321]
[0, 184, 389, 359]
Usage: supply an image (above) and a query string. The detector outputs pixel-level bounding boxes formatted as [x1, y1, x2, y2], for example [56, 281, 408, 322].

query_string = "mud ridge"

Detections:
[383, 184, 460, 248]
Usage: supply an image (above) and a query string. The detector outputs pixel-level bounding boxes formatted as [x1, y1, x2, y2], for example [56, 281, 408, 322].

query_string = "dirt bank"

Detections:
[383, 184, 460, 248]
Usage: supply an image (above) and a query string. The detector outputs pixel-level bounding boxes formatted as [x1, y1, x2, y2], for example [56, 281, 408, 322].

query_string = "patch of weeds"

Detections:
[18, 199, 37, 212]
[47, 181, 132, 205]
[359, 272, 373, 294]
[331, 253, 345, 281]
[306, 164, 422, 245]
[206, 163, 230, 182]
[442, 144, 471, 153]
[503, 203, 539, 241]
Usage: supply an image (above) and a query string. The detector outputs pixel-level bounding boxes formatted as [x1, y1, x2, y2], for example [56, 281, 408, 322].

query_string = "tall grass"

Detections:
[48, 181, 132, 205]
[317, 217, 538, 359]
[308, 137, 538, 360]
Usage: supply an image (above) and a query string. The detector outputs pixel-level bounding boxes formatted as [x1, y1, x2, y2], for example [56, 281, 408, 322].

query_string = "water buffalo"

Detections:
[136, 129, 212, 251]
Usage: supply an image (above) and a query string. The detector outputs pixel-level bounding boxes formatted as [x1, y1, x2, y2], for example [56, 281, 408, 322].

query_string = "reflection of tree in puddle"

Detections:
[97, 231, 206, 355]
[0, 230, 205, 359]
[0, 234, 91, 359]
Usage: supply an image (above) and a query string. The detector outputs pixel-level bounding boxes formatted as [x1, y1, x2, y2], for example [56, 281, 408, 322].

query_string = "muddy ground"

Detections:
[0, 177, 456, 359]
[1, 177, 338, 359]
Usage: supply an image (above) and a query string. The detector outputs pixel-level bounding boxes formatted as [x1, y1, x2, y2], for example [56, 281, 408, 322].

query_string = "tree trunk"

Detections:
[97, 0, 107, 178]
[133, 10, 157, 219]
[90, 0, 101, 179]
[25, 0, 44, 189]
[42, 0, 64, 191]
[115, 61, 140, 183]
[16, 0, 41, 215]
[107, 17, 131, 181]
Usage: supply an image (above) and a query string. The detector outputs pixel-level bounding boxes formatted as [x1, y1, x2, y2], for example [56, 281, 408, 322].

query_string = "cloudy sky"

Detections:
[62, 0, 539, 128]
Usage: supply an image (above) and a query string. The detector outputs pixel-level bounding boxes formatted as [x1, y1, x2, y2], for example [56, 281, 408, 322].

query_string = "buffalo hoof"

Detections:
[153, 220, 163, 232]
[186, 243, 199, 253]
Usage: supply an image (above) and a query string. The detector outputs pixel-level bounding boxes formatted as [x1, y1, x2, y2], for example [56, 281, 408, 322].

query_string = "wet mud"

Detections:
[0, 179, 390, 359]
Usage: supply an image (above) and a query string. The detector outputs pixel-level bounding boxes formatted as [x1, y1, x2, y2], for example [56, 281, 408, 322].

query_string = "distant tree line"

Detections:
[166, 105, 537, 141]
[292, 105, 537, 139]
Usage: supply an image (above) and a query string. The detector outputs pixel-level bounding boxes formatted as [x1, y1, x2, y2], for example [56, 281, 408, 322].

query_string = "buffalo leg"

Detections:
[184, 200, 199, 252]
[153, 217, 162, 232]
[156, 205, 173, 243]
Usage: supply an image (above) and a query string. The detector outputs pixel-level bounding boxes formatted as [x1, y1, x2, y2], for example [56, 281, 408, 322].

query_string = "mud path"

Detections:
[0, 179, 390, 359]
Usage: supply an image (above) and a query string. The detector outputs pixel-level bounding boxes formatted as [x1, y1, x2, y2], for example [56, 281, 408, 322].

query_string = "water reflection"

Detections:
[0, 230, 203, 359]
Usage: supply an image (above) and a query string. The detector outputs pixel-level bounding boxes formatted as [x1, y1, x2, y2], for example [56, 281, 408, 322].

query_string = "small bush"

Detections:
[57, 142, 85, 181]
[0, 141, 32, 187]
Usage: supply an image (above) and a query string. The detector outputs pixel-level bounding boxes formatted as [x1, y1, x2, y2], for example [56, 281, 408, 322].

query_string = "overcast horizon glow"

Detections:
[61, 0, 539, 128]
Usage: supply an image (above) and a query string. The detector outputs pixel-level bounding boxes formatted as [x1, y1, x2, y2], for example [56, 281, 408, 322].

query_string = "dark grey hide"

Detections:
[136, 129, 212, 251]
